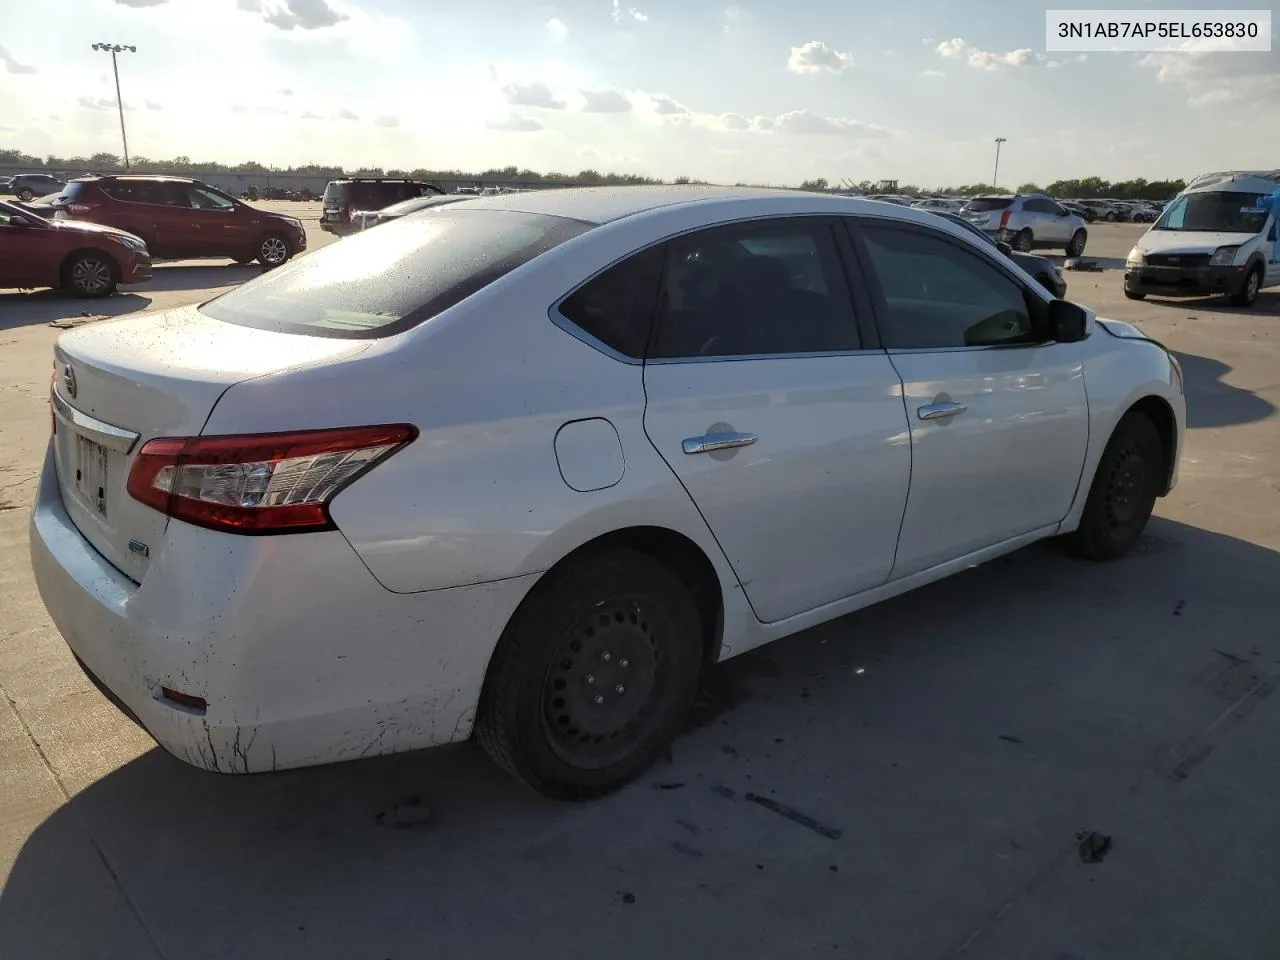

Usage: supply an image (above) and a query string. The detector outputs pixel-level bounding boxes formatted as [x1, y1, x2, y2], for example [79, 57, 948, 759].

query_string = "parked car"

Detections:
[42, 175, 306, 266]
[0, 198, 151, 296]
[1076, 199, 1123, 222]
[911, 198, 965, 213]
[960, 193, 1088, 255]
[930, 210, 1067, 297]
[350, 193, 473, 231]
[1124, 169, 1280, 308]
[1059, 201, 1094, 222]
[7, 173, 67, 202]
[320, 178, 444, 235]
[30, 187, 1185, 799]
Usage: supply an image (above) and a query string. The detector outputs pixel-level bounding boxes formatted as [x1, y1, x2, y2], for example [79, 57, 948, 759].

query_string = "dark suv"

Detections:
[320, 178, 443, 235]
[6, 173, 67, 202]
[45, 175, 307, 266]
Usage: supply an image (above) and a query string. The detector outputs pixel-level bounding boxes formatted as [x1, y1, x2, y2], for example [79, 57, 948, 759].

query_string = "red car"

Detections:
[0, 199, 152, 297]
[45, 175, 307, 266]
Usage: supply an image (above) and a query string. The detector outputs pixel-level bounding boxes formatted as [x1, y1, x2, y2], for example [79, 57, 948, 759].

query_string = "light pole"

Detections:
[91, 43, 136, 169]
[992, 137, 1007, 189]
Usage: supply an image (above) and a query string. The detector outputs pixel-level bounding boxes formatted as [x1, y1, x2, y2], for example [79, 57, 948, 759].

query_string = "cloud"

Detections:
[0, 45, 35, 74]
[300, 110, 322, 119]
[773, 109, 893, 137]
[715, 113, 752, 130]
[374, 114, 399, 128]
[145, 99, 162, 109]
[787, 40, 854, 74]
[649, 94, 690, 116]
[280, 87, 294, 96]
[936, 37, 1044, 70]
[246, 0, 348, 31]
[113, 0, 167, 5]
[922, 36, 935, 44]
[502, 81, 566, 109]
[610, 0, 647, 23]
[47, 114, 62, 121]
[78, 96, 130, 111]
[751, 115, 775, 131]
[580, 88, 632, 112]
[544, 17, 568, 39]
[486, 113, 544, 132]
[922, 69, 946, 78]
[1138, 50, 1280, 107]
[337, 108, 358, 120]
[883, 49, 896, 57]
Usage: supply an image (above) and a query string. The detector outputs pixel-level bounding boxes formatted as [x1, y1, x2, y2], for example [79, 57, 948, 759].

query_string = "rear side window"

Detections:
[557, 245, 664, 359]
[102, 180, 180, 206]
[201, 209, 592, 339]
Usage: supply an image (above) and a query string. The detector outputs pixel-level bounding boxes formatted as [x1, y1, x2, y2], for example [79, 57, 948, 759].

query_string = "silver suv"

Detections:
[960, 194, 1088, 256]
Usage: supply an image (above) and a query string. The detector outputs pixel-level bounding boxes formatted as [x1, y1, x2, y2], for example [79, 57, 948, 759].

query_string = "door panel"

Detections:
[0, 218, 63, 286]
[644, 357, 911, 622]
[851, 219, 1089, 578]
[640, 216, 910, 624]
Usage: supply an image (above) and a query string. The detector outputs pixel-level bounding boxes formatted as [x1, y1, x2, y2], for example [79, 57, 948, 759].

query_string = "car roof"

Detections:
[74, 174, 197, 183]
[1182, 170, 1280, 194]
[450, 185, 812, 225]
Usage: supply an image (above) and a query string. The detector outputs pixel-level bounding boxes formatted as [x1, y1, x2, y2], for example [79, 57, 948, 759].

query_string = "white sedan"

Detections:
[30, 187, 1185, 799]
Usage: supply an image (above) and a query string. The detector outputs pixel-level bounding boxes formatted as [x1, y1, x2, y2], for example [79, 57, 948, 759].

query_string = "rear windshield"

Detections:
[963, 197, 1013, 212]
[57, 181, 96, 203]
[200, 209, 592, 339]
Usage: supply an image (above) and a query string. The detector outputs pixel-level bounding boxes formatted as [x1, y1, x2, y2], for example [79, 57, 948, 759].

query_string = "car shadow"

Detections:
[3, 518, 1279, 959]
[135, 263, 265, 293]
[1046, 254, 1127, 271]
[0, 291, 153, 331]
[1174, 350, 1277, 428]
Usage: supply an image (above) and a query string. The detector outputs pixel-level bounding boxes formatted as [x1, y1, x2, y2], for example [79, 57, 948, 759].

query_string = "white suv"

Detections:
[961, 194, 1089, 256]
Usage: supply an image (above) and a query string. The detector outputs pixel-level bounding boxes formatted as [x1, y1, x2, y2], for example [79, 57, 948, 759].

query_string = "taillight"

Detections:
[998, 210, 1011, 229]
[125, 424, 416, 534]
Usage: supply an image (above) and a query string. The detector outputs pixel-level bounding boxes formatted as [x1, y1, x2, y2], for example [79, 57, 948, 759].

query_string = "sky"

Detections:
[0, 0, 1277, 187]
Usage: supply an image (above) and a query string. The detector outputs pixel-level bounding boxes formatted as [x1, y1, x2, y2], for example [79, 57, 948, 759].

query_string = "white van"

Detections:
[1124, 170, 1280, 308]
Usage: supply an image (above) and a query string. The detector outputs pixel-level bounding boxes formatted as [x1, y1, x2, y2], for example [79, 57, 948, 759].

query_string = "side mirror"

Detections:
[1048, 299, 1087, 343]
[996, 240, 1014, 256]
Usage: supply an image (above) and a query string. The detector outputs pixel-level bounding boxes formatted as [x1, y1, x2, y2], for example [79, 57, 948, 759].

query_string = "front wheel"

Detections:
[257, 233, 291, 268]
[1062, 412, 1163, 561]
[62, 252, 118, 298]
[1013, 228, 1034, 253]
[1229, 265, 1262, 308]
[1105, 211, 1117, 222]
[16, 188, 35, 202]
[476, 548, 704, 800]
[1066, 229, 1087, 257]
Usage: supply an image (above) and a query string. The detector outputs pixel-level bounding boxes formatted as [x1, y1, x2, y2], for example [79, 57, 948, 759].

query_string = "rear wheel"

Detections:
[1066, 229, 1087, 257]
[1013, 228, 1034, 252]
[476, 548, 704, 800]
[1105, 211, 1117, 222]
[1229, 265, 1262, 308]
[62, 252, 118, 298]
[257, 233, 291, 268]
[16, 188, 35, 202]
[1062, 412, 1163, 560]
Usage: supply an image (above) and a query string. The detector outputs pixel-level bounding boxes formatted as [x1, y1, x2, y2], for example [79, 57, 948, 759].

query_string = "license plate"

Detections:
[75, 435, 111, 519]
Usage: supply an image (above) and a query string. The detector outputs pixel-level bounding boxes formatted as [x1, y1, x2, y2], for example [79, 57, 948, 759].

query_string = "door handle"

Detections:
[917, 402, 967, 421]
[682, 432, 758, 455]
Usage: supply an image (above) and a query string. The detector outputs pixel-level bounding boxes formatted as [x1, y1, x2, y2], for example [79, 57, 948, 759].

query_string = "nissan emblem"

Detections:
[63, 364, 77, 399]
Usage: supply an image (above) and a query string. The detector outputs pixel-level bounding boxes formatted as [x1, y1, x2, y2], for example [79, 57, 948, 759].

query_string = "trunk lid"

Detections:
[51, 304, 368, 582]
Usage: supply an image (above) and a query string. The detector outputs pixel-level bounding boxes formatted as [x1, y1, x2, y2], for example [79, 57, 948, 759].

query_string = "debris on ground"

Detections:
[1077, 830, 1112, 863]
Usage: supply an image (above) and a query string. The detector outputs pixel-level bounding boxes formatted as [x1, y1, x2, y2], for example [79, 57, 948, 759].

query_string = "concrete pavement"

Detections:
[0, 219, 1277, 959]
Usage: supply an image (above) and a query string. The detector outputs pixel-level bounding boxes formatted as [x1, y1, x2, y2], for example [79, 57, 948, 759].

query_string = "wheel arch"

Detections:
[1126, 394, 1178, 495]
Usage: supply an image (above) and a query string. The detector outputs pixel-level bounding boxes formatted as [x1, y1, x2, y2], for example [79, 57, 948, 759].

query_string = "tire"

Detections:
[16, 188, 34, 202]
[1124, 289, 1146, 301]
[256, 233, 291, 268]
[476, 547, 704, 800]
[1062, 412, 1163, 561]
[1013, 228, 1034, 253]
[1229, 265, 1262, 308]
[1066, 229, 1087, 257]
[62, 251, 118, 298]
[1105, 211, 1117, 222]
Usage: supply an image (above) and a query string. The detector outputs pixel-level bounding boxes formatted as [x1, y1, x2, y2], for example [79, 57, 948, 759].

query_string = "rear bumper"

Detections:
[1124, 264, 1245, 297]
[29, 445, 538, 774]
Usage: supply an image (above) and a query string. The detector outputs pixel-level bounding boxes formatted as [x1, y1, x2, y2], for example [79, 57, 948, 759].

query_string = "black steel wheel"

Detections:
[477, 547, 704, 799]
[1063, 412, 1163, 560]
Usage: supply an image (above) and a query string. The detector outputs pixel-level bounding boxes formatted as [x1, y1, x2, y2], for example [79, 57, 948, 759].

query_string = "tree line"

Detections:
[2, 149, 1186, 198]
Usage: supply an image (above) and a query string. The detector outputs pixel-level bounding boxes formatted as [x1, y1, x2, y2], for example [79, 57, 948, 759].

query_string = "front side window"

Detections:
[858, 225, 1034, 350]
[201, 209, 591, 338]
[650, 219, 860, 359]
[188, 185, 234, 211]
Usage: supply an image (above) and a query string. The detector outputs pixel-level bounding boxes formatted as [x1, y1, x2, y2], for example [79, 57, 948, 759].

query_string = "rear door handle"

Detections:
[917, 402, 967, 421]
[682, 432, 758, 455]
